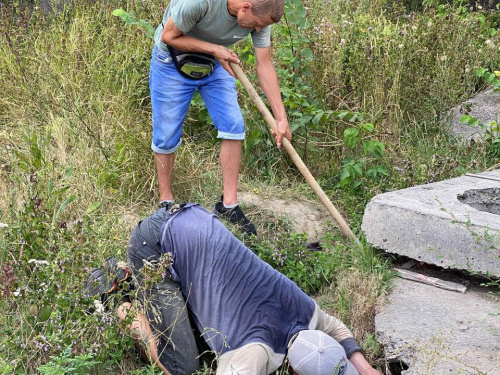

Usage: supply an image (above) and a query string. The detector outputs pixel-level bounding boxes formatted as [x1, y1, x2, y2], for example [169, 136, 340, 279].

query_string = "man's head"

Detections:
[288, 330, 358, 375]
[249, 0, 284, 22]
[236, 0, 284, 31]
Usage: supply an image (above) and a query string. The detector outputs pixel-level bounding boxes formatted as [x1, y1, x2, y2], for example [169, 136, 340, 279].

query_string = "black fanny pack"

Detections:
[167, 45, 217, 80]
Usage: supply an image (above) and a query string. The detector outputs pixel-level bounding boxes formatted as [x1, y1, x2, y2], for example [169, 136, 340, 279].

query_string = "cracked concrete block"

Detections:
[361, 170, 500, 277]
[376, 278, 500, 375]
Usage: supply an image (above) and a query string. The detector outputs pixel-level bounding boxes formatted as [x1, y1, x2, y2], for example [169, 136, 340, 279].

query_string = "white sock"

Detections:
[223, 202, 238, 209]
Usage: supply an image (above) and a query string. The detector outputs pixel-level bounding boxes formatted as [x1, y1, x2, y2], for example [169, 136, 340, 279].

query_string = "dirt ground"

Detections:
[239, 191, 334, 242]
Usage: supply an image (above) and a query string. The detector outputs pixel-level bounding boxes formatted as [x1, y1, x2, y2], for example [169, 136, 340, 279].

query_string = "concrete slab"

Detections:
[361, 170, 500, 277]
[239, 192, 331, 241]
[443, 88, 500, 140]
[375, 278, 500, 375]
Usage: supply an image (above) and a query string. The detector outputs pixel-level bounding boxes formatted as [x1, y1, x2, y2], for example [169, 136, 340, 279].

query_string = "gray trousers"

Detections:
[127, 208, 200, 375]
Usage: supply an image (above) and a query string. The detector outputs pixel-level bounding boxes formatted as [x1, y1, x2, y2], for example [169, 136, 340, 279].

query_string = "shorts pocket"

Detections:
[155, 50, 173, 65]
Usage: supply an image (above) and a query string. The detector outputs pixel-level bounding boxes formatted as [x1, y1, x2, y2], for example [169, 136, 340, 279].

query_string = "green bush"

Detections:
[255, 230, 341, 294]
[37, 346, 99, 375]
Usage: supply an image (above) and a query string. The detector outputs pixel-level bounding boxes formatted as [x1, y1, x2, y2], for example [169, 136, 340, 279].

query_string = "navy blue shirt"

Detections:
[160, 204, 315, 355]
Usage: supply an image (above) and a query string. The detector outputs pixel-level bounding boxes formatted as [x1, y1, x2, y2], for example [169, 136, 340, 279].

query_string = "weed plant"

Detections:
[0, 0, 499, 373]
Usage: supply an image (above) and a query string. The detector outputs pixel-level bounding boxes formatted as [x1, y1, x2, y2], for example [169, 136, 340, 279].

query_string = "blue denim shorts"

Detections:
[149, 45, 245, 154]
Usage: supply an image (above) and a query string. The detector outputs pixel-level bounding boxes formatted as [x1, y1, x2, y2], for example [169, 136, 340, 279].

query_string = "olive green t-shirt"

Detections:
[154, 0, 271, 51]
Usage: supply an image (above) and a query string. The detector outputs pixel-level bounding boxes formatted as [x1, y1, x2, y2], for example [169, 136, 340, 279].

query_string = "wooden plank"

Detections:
[395, 268, 467, 293]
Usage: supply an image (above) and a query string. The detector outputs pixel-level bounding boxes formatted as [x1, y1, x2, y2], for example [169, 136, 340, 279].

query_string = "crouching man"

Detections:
[119, 204, 382, 375]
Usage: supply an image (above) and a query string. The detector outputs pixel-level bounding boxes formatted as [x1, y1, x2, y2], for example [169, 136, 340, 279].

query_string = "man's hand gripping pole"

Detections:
[229, 62, 359, 244]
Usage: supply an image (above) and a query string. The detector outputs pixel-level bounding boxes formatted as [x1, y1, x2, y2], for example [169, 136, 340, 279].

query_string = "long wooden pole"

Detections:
[230, 63, 359, 243]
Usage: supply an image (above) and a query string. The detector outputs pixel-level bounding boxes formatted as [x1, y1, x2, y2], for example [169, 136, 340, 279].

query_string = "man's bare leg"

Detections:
[117, 302, 171, 375]
[220, 139, 241, 206]
[217, 139, 257, 236]
[154, 152, 175, 202]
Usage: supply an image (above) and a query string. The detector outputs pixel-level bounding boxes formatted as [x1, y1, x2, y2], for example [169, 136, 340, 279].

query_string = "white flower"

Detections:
[485, 39, 492, 45]
[0, 223, 8, 228]
[28, 259, 50, 266]
[440, 55, 447, 62]
[93, 300, 105, 314]
[13, 289, 21, 297]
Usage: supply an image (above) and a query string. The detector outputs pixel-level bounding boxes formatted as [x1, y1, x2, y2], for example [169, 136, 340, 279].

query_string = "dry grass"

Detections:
[316, 268, 387, 341]
[0, 131, 13, 214]
[0, 170, 9, 214]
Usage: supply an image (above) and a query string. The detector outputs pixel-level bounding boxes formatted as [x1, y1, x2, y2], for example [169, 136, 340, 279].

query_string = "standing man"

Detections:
[150, 0, 292, 236]
[113, 203, 383, 375]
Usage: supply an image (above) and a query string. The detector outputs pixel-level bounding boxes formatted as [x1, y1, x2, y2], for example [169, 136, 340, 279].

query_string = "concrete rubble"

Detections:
[444, 88, 500, 141]
[363, 168, 500, 374]
[376, 278, 500, 375]
[361, 169, 500, 278]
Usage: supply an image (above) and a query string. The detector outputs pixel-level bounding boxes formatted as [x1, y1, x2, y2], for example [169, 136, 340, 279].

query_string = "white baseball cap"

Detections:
[288, 330, 359, 375]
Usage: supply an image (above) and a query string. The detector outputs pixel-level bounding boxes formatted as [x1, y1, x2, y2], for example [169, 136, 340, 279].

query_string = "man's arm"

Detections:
[161, 17, 240, 77]
[117, 302, 172, 375]
[254, 46, 291, 149]
[315, 307, 383, 375]
[349, 352, 383, 375]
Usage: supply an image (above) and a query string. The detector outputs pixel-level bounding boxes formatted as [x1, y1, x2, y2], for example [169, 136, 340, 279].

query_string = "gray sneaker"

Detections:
[82, 267, 113, 298]
[82, 257, 132, 309]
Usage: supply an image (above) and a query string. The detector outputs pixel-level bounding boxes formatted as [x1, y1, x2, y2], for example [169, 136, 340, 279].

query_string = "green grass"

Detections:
[0, 0, 499, 373]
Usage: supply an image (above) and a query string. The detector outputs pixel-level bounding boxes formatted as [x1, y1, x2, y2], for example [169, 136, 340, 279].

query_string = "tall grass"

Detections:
[0, 0, 498, 373]
[304, 0, 500, 128]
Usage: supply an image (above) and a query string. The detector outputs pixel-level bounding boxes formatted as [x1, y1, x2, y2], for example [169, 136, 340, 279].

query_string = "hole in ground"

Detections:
[458, 188, 500, 215]
[386, 360, 409, 375]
